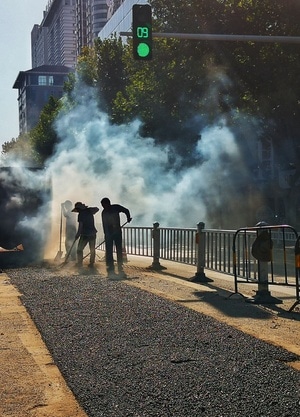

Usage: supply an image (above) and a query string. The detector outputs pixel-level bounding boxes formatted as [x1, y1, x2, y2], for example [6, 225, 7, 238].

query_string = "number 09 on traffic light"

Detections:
[132, 4, 152, 60]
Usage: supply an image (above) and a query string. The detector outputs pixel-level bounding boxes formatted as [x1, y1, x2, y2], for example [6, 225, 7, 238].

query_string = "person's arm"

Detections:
[90, 207, 99, 215]
[119, 205, 132, 223]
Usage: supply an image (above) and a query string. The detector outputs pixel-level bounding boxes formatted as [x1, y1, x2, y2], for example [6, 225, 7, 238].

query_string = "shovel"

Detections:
[54, 206, 63, 261]
[58, 237, 78, 268]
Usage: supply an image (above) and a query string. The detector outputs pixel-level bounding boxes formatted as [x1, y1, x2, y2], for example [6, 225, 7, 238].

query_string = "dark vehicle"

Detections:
[0, 167, 51, 268]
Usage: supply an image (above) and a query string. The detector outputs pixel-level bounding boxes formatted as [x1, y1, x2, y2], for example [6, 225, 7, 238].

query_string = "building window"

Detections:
[49, 76, 54, 86]
[38, 76, 47, 86]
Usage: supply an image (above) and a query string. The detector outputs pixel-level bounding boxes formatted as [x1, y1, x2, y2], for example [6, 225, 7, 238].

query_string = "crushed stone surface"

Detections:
[7, 266, 300, 417]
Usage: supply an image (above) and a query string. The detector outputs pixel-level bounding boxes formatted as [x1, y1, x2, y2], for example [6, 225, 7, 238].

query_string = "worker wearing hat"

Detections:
[72, 202, 99, 268]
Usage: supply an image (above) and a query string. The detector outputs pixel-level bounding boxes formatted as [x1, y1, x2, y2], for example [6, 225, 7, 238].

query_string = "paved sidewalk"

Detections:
[0, 255, 299, 416]
[0, 272, 88, 417]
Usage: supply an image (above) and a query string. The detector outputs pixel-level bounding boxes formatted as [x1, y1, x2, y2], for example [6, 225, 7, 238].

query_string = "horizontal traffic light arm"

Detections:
[121, 32, 300, 44]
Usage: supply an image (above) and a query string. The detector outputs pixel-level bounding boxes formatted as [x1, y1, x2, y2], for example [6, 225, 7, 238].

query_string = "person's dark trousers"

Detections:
[65, 237, 76, 261]
[105, 232, 123, 272]
[105, 234, 114, 271]
[115, 232, 123, 271]
[66, 229, 76, 260]
[77, 235, 96, 266]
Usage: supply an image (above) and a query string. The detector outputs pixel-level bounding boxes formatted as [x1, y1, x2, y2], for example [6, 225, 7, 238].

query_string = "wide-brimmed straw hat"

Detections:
[72, 202, 88, 212]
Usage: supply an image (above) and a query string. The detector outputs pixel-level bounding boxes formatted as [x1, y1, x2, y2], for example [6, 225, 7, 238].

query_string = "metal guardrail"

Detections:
[96, 223, 300, 310]
[124, 226, 153, 257]
[232, 225, 299, 310]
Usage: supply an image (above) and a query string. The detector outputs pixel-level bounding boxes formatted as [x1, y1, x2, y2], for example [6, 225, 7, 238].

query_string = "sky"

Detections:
[0, 0, 47, 146]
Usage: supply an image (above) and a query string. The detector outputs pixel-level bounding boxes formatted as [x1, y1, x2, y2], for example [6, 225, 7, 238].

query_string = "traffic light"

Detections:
[132, 4, 152, 60]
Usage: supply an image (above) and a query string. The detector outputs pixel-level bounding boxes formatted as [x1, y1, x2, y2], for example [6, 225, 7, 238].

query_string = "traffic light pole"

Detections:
[121, 32, 300, 44]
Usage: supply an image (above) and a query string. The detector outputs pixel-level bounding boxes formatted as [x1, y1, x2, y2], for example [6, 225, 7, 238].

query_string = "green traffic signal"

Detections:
[132, 5, 152, 60]
[137, 43, 150, 58]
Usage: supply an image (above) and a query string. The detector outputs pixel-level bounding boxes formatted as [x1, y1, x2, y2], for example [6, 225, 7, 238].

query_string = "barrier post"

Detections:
[248, 225, 282, 304]
[295, 237, 300, 304]
[191, 222, 212, 282]
[289, 236, 300, 311]
[151, 222, 165, 270]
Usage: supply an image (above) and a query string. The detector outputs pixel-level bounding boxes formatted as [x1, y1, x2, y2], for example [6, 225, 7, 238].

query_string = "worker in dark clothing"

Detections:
[101, 197, 132, 277]
[72, 202, 99, 268]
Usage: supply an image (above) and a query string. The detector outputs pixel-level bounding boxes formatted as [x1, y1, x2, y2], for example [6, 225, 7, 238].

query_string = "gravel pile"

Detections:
[8, 266, 300, 417]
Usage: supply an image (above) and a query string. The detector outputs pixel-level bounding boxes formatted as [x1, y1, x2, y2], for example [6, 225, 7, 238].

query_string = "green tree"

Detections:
[95, 37, 127, 116]
[29, 96, 62, 165]
[76, 46, 98, 87]
[75, 37, 127, 117]
[122, 0, 300, 142]
[58, 0, 299, 149]
[7, 0, 299, 166]
[63, 72, 77, 98]
[113, 36, 211, 145]
[1, 133, 37, 163]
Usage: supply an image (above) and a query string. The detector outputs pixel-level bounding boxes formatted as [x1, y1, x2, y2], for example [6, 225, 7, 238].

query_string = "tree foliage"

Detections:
[3, 0, 300, 167]
[29, 96, 62, 165]
[72, 0, 299, 154]
[1, 133, 36, 163]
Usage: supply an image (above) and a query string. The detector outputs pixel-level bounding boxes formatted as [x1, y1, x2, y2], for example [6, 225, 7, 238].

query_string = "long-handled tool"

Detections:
[82, 238, 105, 261]
[54, 206, 63, 261]
[58, 237, 78, 267]
[83, 221, 129, 261]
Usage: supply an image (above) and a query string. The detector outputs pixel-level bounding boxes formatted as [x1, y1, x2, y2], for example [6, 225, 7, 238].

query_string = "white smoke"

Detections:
[40, 84, 253, 256]
[1, 83, 254, 258]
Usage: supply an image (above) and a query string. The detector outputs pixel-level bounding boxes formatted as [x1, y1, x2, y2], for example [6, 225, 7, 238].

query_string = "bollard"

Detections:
[191, 222, 212, 283]
[295, 238, 300, 304]
[151, 222, 165, 270]
[289, 236, 300, 311]
[248, 224, 282, 304]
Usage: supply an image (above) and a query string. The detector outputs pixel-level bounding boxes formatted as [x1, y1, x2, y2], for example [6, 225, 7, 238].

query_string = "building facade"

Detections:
[13, 65, 73, 134]
[99, 0, 148, 40]
[20, 0, 111, 136]
[31, 0, 112, 68]
[31, 0, 77, 68]
[86, 0, 108, 46]
[75, 0, 88, 56]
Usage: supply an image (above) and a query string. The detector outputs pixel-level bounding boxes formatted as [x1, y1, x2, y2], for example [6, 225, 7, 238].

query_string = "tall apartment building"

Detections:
[14, 0, 114, 136]
[31, 0, 112, 68]
[75, 0, 88, 57]
[31, 0, 77, 68]
[86, 0, 109, 47]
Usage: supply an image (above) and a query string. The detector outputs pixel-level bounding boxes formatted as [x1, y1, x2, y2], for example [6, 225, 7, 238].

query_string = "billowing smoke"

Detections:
[1, 82, 263, 261]
[47, 86, 252, 227]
